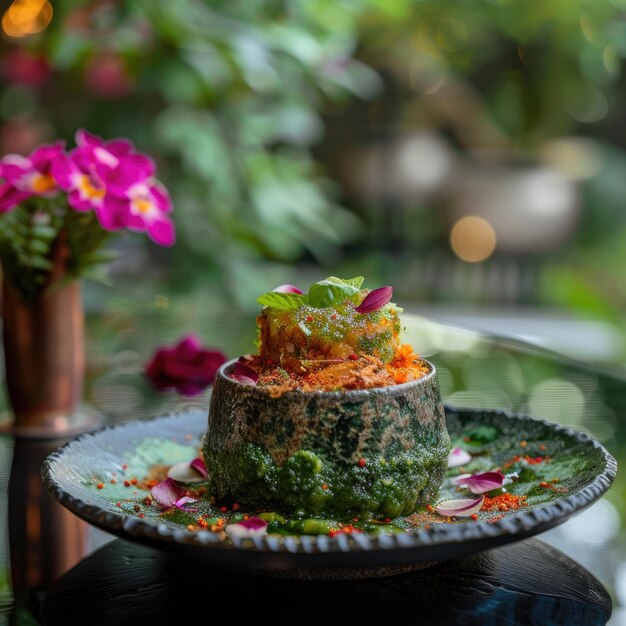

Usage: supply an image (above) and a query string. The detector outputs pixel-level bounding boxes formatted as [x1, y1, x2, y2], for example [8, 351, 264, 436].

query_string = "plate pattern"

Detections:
[42, 406, 617, 567]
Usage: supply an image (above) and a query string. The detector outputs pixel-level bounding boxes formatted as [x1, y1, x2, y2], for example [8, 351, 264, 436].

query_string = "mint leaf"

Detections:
[308, 276, 362, 308]
[257, 292, 307, 310]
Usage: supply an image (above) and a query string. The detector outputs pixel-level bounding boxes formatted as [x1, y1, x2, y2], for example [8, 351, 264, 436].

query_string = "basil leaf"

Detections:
[342, 276, 365, 288]
[257, 292, 307, 310]
[308, 276, 362, 308]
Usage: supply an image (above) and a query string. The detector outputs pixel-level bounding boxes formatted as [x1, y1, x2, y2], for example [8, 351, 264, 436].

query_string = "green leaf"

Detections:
[31, 225, 58, 240]
[342, 276, 365, 288]
[307, 276, 362, 308]
[25, 256, 54, 271]
[28, 239, 51, 255]
[257, 292, 307, 310]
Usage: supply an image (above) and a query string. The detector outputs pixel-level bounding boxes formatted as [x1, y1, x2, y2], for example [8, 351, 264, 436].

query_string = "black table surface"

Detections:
[41, 537, 611, 626]
[1, 307, 625, 624]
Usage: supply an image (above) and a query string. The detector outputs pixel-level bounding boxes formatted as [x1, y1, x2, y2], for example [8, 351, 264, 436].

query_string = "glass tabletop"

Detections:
[1, 297, 624, 624]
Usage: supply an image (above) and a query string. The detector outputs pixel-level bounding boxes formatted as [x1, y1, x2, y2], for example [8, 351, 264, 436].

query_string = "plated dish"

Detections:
[205, 277, 449, 520]
[42, 277, 617, 576]
[42, 406, 616, 577]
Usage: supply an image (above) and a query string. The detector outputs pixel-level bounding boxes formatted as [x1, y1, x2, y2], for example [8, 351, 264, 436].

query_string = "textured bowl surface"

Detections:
[205, 358, 449, 516]
[42, 406, 616, 576]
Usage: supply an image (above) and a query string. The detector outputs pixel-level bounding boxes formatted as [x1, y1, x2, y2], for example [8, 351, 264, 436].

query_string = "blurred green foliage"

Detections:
[2, 0, 626, 328]
[7, 0, 382, 298]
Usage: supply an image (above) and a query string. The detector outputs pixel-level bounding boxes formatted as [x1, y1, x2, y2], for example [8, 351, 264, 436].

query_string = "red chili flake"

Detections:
[384, 518, 391, 523]
[358, 458, 366, 468]
[130, 478, 138, 485]
[525, 455, 546, 465]
[349, 353, 358, 361]
[482, 493, 527, 512]
[306, 315, 314, 322]
[219, 506, 228, 512]
[424, 524, 431, 530]
[115, 502, 121, 507]
[426, 504, 434, 512]
[352, 517, 359, 522]
[96, 482, 104, 489]
[266, 359, 274, 366]
[471, 513, 478, 521]
[110, 479, 117, 484]
[138, 513, 145, 518]
[123, 480, 131, 487]
[539, 481, 550, 488]
[122, 464, 128, 470]
[328, 529, 339, 537]
[322, 484, 328, 490]
[232, 503, 240, 511]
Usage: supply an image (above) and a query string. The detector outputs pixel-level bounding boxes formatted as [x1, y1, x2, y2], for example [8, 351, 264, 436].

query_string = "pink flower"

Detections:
[53, 129, 175, 245]
[145, 334, 227, 396]
[1, 49, 50, 86]
[84, 53, 134, 100]
[0, 142, 65, 212]
[115, 177, 175, 247]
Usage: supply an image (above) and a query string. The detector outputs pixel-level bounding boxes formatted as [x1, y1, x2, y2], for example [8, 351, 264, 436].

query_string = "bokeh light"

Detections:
[450, 216, 497, 263]
[2, 0, 52, 38]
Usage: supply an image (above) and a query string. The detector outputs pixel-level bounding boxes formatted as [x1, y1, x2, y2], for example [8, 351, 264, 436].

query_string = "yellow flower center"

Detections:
[31, 174, 56, 193]
[133, 198, 153, 214]
[78, 175, 105, 199]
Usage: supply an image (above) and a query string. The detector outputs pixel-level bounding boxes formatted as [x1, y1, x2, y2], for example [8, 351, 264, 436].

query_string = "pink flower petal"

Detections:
[145, 337, 227, 396]
[230, 361, 259, 385]
[273, 284, 303, 294]
[238, 516, 268, 531]
[176, 334, 203, 358]
[167, 460, 205, 484]
[225, 516, 268, 539]
[435, 495, 484, 518]
[151, 477, 186, 507]
[190, 457, 208, 479]
[354, 286, 393, 313]
[452, 471, 504, 495]
[448, 447, 472, 469]
[146, 215, 176, 247]
[174, 496, 198, 511]
[0, 183, 30, 212]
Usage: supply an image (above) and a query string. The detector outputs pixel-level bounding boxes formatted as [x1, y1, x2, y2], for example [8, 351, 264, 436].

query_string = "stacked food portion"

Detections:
[203, 276, 450, 518]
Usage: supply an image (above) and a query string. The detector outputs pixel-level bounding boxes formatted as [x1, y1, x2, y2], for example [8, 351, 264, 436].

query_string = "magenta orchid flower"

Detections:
[145, 334, 227, 396]
[52, 129, 175, 245]
[120, 178, 175, 247]
[0, 142, 64, 212]
[1, 129, 176, 248]
[75, 129, 175, 245]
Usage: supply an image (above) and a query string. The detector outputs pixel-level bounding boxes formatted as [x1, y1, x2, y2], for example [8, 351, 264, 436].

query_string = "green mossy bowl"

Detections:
[203, 358, 450, 517]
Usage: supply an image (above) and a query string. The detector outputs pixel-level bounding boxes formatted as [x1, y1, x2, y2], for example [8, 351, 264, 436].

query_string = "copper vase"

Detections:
[2, 278, 85, 431]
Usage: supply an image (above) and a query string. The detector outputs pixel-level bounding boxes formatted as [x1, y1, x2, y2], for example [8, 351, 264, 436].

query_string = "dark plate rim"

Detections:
[41, 406, 617, 557]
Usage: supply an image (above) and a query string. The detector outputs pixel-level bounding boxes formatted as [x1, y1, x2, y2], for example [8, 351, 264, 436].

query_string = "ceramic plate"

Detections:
[42, 407, 616, 578]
